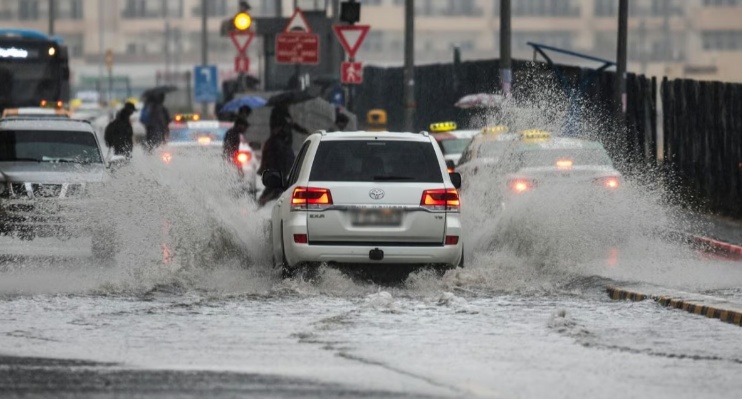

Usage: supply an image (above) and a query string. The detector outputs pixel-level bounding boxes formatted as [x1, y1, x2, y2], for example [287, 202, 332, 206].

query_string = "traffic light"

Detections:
[233, 12, 251, 31]
[340, 1, 361, 24]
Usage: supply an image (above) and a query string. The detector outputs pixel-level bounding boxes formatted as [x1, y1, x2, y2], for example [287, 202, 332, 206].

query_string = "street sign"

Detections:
[234, 56, 250, 73]
[332, 25, 370, 59]
[194, 65, 218, 103]
[230, 31, 255, 55]
[275, 8, 320, 65]
[341, 61, 363, 84]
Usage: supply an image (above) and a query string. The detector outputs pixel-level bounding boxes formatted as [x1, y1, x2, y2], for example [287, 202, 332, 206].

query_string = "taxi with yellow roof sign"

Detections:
[427, 121, 478, 168]
[2, 100, 70, 119]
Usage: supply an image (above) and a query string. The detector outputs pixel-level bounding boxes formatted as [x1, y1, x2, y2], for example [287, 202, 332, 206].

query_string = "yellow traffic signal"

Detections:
[234, 12, 252, 31]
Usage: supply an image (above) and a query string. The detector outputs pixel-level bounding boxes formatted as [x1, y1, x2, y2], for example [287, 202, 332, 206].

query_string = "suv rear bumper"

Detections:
[0, 199, 102, 238]
[287, 242, 462, 266]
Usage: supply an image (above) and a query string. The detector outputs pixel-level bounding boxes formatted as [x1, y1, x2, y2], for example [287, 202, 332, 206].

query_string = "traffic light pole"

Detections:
[200, 0, 208, 117]
[615, 0, 628, 117]
[403, 0, 415, 132]
[48, 0, 55, 36]
[499, 0, 511, 96]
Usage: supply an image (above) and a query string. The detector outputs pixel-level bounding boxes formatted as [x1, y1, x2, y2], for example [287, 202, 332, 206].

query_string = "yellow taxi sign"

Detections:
[520, 129, 552, 142]
[429, 121, 457, 132]
[482, 125, 508, 134]
[174, 113, 200, 123]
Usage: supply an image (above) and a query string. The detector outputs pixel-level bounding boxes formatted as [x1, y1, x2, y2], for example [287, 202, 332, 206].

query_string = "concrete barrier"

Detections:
[606, 286, 742, 327]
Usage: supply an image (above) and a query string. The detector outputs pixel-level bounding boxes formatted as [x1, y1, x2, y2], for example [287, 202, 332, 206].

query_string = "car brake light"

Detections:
[192, 114, 200, 121]
[292, 187, 333, 210]
[445, 236, 459, 245]
[236, 151, 250, 164]
[198, 136, 211, 145]
[175, 115, 182, 122]
[420, 189, 460, 212]
[556, 159, 573, 170]
[594, 176, 620, 189]
[161, 152, 172, 164]
[293, 234, 308, 244]
[447, 168, 454, 173]
[509, 179, 533, 193]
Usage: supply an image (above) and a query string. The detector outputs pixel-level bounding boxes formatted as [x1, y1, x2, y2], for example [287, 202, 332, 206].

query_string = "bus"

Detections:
[0, 29, 70, 113]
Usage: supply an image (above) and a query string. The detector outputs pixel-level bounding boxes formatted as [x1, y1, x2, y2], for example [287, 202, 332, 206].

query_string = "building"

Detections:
[0, 0, 740, 94]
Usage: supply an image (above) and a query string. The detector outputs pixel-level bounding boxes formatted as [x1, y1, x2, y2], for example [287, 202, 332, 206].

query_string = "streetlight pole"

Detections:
[615, 0, 628, 117]
[48, 0, 55, 36]
[403, 0, 415, 132]
[200, 0, 208, 116]
[499, 0, 511, 96]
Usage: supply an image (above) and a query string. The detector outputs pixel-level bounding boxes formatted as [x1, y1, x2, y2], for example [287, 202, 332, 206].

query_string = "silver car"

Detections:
[0, 118, 121, 259]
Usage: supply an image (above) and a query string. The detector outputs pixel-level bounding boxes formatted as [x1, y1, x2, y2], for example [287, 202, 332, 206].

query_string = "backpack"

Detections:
[139, 103, 151, 125]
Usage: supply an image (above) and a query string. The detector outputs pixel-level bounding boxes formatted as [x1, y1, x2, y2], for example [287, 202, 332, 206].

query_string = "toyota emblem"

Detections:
[369, 188, 385, 200]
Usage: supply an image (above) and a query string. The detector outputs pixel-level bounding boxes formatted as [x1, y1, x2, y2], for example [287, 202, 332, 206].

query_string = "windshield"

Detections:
[478, 141, 514, 160]
[439, 138, 472, 155]
[310, 140, 443, 183]
[0, 130, 102, 164]
[168, 128, 228, 143]
[518, 148, 612, 168]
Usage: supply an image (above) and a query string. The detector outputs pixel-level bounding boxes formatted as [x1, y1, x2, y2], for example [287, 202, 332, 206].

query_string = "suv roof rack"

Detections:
[419, 130, 429, 137]
[0, 117, 90, 124]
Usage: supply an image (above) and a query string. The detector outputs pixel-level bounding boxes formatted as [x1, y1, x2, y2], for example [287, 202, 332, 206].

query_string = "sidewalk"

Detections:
[669, 208, 742, 246]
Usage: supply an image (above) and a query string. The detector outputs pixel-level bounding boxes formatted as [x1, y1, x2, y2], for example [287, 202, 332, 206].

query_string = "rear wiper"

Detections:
[373, 175, 415, 181]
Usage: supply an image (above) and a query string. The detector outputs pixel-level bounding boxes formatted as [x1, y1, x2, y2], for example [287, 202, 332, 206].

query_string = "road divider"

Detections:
[607, 286, 742, 327]
[662, 229, 742, 262]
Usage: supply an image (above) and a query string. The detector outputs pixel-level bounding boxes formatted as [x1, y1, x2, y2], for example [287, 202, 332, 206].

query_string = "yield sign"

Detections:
[284, 8, 313, 33]
[333, 25, 370, 59]
[230, 31, 255, 54]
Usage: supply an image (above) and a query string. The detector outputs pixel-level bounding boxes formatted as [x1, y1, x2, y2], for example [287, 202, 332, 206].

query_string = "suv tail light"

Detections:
[420, 189, 460, 212]
[508, 179, 534, 193]
[292, 187, 333, 210]
[594, 176, 620, 189]
[235, 151, 251, 165]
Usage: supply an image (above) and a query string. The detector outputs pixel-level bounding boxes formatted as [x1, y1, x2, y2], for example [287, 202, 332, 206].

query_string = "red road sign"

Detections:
[234, 55, 250, 73]
[230, 31, 255, 54]
[275, 8, 320, 65]
[341, 61, 363, 84]
[332, 25, 370, 58]
[283, 8, 312, 33]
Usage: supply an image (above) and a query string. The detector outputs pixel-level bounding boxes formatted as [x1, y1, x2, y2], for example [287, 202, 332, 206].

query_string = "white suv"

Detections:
[262, 131, 464, 279]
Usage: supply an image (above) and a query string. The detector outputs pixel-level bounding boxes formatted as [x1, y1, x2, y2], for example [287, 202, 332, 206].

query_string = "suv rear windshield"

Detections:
[310, 140, 443, 182]
[0, 130, 102, 164]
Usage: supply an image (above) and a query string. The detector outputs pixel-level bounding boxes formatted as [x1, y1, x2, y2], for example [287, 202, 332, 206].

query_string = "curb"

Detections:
[663, 229, 742, 261]
[606, 287, 742, 327]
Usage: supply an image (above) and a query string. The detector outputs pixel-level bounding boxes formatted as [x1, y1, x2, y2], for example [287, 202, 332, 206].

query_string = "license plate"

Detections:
[350, 208, 403, 226]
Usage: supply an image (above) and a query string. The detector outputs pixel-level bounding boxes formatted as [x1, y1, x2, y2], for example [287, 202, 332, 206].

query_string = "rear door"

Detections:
[305, 138, 448, 245]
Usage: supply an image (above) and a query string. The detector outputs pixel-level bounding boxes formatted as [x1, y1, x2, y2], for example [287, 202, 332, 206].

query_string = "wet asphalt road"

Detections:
[0, 356, 442, 399]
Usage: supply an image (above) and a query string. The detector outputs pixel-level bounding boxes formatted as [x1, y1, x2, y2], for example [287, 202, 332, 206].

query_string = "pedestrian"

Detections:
[104, 101, 136, 159]
[269, 103, 309, 149]
[328, 113, 349, 132]
[223, 117, 249, 164]
[144, 93, 171, 152]
[257, 123, 294, 207]
[237, 105, 252, 120]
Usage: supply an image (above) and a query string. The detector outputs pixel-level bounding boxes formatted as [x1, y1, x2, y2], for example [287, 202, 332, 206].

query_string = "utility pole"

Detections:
[200, 0, 208, 116]
[276, 0, 283, 16]
[331, 0, 342, 79]
[48, 0, 55, 36]
[403, 0, 415, 132]
[615, 0, 628, 117]
[499, 0, 511, 96]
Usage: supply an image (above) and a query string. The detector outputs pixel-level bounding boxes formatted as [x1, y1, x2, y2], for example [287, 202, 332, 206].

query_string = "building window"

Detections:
[595, 0, 615, 16]
[361, 31, 384, 52]
[404, 0, 483, 17]
[703, 0, 742, 6]
[361, 0, 384, 5]
[124, 0, 182, 18]
[193, 0, 233, 17]
[702, 30, 742, 51]
[56, 0, 84, 19]
[512, 0, 579, 17]
[19, 0, 40, 20]
[259, 0, 277, 15]
[64, 34, 84, 57]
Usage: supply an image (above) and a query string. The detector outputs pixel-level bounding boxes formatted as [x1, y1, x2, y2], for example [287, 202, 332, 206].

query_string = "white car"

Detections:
[157, 120, 260, 194]
[262, 130, 464, 279]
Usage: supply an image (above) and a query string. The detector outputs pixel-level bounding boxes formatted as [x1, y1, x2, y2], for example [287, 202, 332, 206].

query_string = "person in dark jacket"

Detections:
[223, 117, 248, 163]
[257, 126, 294, 207]
[144, 93, 171, 151]
[269, 103, 309, 148]
[328, 113, 349, 132]
[104, 102, 136, 158]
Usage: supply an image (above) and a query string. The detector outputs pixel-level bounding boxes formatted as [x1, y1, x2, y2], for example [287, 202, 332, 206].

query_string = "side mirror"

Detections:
[449, 172, 462, 189]
[262, 169, 284, 189]
[445, 160, 456, 172]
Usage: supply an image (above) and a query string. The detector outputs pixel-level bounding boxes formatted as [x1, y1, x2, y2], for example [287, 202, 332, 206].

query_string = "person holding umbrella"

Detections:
[144, 93, 171, 151]
[269, 103, 309, 148]
[104, 101, 136, 159]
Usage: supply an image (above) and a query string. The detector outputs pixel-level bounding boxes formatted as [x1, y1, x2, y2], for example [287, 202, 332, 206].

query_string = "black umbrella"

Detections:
[140, 85, 178, 100]
[266, 90, 317, 107]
